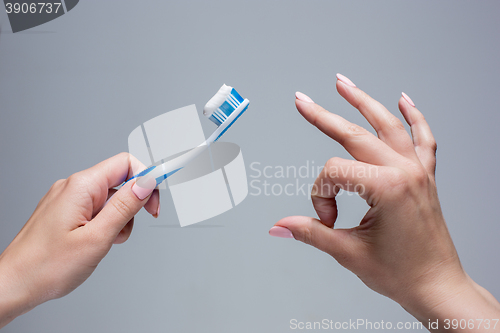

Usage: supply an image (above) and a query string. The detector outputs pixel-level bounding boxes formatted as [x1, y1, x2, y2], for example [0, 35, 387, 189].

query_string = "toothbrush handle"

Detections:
[125, 143, 210, 186]
[125, 98, 248, 187]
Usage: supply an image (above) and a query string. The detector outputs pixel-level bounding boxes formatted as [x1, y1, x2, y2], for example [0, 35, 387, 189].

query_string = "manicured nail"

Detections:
[269, 226, 294, 239]
[295, 91, 314, 103]
[155, 202, 161, 218]
[336, 73, 356, 88]
[132, 176, 156, 200]
[402, 92, 415, 107]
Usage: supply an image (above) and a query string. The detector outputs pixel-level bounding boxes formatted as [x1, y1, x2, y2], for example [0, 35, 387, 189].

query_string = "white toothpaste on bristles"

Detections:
[203, 84, 233, 117]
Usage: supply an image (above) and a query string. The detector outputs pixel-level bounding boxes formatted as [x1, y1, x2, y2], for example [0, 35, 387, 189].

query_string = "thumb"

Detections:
[89, 177, 156, 241]
[271, 216, 359, 264]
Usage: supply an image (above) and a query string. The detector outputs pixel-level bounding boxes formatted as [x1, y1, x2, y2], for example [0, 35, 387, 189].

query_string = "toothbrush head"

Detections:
[203, 84, 249, 142]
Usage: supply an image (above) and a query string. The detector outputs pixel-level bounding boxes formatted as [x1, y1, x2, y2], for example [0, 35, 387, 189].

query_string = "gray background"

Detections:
[1, 0, 499, 332]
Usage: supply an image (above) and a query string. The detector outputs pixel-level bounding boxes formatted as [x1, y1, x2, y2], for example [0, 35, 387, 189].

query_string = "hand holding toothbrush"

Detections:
[0, 153, 159, 328]
[0, 84, 249, 328]
[271, 74, 500, 331]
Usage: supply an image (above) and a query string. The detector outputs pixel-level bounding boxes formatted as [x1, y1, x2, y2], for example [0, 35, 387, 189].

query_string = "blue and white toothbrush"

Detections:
[130, 84, 249, 187]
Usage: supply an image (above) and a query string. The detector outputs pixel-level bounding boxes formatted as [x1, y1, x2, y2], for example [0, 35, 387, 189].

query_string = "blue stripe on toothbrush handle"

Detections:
[124, 165, 183, 187]
[125, 165, 157, 184]
[154, 167, 182, 186]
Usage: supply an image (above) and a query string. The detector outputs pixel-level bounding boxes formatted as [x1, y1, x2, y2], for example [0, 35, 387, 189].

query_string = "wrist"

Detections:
[402, 270, 470, 322]
[0, 255, 37, 328]
[402, 272, 500, 332]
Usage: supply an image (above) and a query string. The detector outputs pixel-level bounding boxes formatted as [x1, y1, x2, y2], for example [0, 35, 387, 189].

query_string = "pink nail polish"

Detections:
[269, 226, 294, 239]
[336, 73, 356, 88]
[132, 177, 156, 200]
[295, 91, 314, 103]
[402, 92, 415, 107]
[156, 202, 161, 218]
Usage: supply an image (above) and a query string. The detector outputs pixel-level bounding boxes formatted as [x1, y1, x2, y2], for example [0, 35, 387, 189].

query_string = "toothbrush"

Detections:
[130, 84, 249, 187]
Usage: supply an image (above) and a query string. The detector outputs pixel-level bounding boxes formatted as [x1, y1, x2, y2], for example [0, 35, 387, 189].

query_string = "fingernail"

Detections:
[295, 91, 314, 103]
[132, 177, 156, 200]
[336, 73, 356, 88]
[402, 92, 415, 107]
[269, 226, 294, 239]
[155, 202, 161, 218]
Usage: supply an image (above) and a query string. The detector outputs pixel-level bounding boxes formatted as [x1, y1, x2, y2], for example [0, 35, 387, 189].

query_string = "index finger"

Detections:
[312, 157, 381, 227]
[83, 152, 147, 188]
[76, 153, 151, 217]
[295, 95, 404, 166]
[335, 75, 417, 161]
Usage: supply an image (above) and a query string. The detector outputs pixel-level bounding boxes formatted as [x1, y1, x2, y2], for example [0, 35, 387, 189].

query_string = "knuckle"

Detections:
[325, 157, 343, 170]
[403, 160, 429, 184]
[388, 164, 429, 195]
[380, 163, 433, 200]
[109, 196, 133, 222]
[391, 169, 409, 188]
[118, 151, 130, 158]
[346, 123, 366, 136]
[413, 110, 426, 122]
[303, 227, 314, 247]
[387, 116, 406, 132]
[66, 172, 89, 189]
[51, 178, 67, 190]
[117, 151, 133, 163]
[412, 167, 430, 187]
[298, 220, 315, 246]
[383, 168, 410, 194]
[343, 123, 367, 141]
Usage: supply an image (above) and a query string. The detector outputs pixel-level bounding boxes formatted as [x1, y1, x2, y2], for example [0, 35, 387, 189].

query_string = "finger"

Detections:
[113, 219, 134, 244]
[336, 74, 417, 160]
[93, 188, 118, 219]
[399, 93, 437, 176]
[295, 98, 403, 166]
[312, 157, 381, 227]
[88, 176, 156, 242]
[102, 184, 160, 218]
[101, 190, 156, 243]
[102, 190, 136, 243]
[144, 190, 160, 218]
[272, 216, 361, 267]
[85, 152, 147, 189]
[79, 153, 149, 217]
